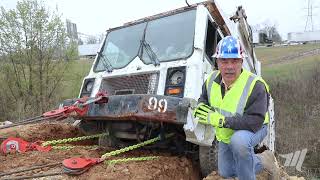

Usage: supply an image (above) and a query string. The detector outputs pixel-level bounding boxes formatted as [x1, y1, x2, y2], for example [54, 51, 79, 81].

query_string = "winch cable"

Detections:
[2, 157, 160, 179]
[8, 115, 43, 124]
[0, 114, 63, 130]
[0, 91, 108, 130]
[2, 171, 64, 180]
[0, 162, 62, 177]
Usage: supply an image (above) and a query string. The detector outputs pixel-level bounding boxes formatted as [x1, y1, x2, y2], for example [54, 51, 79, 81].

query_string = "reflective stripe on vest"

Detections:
[206, 70, 256, 117]
[236, 75, 255, 115]
[205, 70, 270, 144]
[206, 71, 219, 105]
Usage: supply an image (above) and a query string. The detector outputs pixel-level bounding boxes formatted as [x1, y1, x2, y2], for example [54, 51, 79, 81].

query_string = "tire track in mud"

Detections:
[266, 48, 320, 66]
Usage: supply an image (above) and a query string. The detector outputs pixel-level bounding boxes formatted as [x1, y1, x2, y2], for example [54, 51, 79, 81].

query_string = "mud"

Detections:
[0, 122, 200, 180]
[0, 122, 304, 180]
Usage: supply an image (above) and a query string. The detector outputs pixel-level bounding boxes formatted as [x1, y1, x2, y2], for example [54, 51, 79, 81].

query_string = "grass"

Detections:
[58, 59, 93, 100]
[255, 45, 320, 178]
[255, 44, 320, 65]
[269, 64, 320, 178]
[262, 55, 320, 80]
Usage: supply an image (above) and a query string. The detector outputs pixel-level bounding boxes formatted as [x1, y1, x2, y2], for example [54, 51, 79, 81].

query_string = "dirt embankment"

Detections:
[0, 123, 199, 180]
[0, 123, 305, 180]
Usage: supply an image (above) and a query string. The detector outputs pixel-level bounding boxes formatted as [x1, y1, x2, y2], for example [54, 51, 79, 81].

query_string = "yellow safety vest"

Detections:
[206, 69, 270, 144]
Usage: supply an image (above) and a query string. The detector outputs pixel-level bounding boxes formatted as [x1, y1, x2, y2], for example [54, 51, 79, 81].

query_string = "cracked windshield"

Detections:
[94, 9, 196, 71]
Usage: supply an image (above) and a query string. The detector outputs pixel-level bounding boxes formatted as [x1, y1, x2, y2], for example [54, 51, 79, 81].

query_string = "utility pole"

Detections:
[304, 0, 318, 31]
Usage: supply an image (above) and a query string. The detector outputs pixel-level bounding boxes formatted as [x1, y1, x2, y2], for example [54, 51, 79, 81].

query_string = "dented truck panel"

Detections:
[81, 95, 191, 124]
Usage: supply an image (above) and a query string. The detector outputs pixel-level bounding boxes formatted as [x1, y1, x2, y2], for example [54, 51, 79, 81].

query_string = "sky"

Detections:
[1, 0, 319, 40]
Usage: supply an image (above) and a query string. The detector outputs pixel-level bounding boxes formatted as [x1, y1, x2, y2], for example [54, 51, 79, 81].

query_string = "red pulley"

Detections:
[62, 157, 101, 170]
[0, 137, 52, 154]
[1, 137, 30, 154]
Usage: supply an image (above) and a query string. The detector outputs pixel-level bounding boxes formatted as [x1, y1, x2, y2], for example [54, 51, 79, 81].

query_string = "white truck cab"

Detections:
[75, 1, 275, 176]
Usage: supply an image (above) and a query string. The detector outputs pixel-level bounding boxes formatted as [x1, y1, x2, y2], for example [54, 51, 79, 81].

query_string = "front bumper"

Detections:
[62, 94, 216, 146]
[63, 94, 194, 124]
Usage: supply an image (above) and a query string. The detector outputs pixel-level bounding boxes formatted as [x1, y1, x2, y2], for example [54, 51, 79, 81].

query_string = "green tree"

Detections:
[0, 0, 70, 119]
[65, 42, 79, 60]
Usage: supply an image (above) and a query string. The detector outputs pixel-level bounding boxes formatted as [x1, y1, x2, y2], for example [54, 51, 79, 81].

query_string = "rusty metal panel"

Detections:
[80, 95, 191, 124]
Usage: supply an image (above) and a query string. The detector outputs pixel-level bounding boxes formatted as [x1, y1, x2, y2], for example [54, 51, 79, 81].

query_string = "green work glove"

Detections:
[198, 111, 225, 128]
[192, 103, 212, 119]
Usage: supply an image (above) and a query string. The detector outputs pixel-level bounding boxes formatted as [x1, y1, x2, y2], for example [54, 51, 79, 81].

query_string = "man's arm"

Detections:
[198, 82, 209, 104]
[224, 81, 268, 133]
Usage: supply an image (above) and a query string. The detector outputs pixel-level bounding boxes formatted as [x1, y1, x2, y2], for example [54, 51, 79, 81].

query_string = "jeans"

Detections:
[218, 125, 268, 180]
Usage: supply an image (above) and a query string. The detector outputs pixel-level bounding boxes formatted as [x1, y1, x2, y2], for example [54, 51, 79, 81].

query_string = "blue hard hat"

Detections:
[212, 36, 246, 59]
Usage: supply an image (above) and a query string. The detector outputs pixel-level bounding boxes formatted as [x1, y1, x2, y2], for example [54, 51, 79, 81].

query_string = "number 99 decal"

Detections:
[147, 97, 168, 113]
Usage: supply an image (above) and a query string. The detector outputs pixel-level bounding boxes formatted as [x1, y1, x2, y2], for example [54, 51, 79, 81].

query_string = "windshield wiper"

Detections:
[97, 51, 113, 72]
[140, 39, 160, 66]
[138, 23, 160, 66]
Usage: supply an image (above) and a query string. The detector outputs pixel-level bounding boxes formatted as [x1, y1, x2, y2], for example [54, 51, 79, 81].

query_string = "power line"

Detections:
[304, 0, 319, 31]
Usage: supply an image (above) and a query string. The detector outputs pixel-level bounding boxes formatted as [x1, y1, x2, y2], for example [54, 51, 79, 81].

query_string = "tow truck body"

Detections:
[64, 1, 275, 176]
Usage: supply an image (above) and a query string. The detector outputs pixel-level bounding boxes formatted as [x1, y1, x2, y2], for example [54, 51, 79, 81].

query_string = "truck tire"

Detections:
[98, 133, 116, 147]
[98, 123, 119, 148]
[199, 141, 218, 177]
[78, 120, 103, 135]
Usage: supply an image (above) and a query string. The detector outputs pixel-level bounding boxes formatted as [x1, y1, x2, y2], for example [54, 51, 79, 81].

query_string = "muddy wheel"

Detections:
[77, 120, 103, 135]
[98, 123, 119, 148]
[98, 133, 116, 147]
[199, 141, 218, 177]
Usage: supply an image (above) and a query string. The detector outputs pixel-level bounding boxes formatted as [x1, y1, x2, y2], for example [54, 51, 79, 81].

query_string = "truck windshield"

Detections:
[94, 9, 196, 71]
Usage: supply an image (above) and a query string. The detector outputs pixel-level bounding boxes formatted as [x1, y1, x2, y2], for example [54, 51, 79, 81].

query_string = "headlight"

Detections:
[165, 66, 186, 98]
[80, 78, 95, 97]
[169, 70, 184, 85]
[85, 81, 94, 92]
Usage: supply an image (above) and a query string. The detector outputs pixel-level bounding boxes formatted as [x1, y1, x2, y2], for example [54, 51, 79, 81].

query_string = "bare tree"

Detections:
[97, 33, 105, 44]
[0, 0, 69, 119]
[268, 26, 282, 43]
[78, 38, 84, 45]
[254, 20, 282, 43]
[86, 36, 97, 44]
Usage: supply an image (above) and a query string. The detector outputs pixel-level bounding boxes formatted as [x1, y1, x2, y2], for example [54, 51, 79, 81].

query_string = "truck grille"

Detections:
[102, 72, 160, 95]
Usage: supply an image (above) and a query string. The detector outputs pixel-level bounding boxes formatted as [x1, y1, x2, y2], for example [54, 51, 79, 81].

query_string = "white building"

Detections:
[78, 44, 100, 59]
[288, 31, 320, 42]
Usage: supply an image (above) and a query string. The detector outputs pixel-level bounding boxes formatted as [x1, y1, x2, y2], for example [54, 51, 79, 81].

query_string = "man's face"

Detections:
[217, 58, 243, 85]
